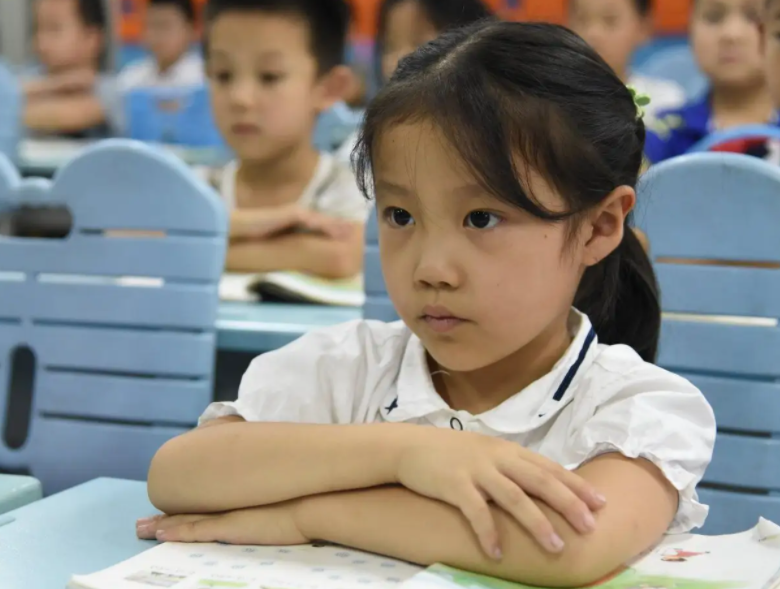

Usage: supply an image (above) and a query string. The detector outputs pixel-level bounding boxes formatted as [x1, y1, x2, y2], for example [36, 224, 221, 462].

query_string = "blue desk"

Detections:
[0, 478, 155, 589]
[216, 301, 361, 353]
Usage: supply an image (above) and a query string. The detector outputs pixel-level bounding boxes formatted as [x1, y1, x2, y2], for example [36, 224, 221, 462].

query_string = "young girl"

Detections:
[336, 0, 492, 165]
[568, 0, 686, 122]
[645, 0, 776, 163]
[140, 22, 715, 587]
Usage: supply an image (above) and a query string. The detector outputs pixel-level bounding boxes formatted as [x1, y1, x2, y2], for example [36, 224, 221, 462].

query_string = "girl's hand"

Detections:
[136, 501, 308, 546]
[396, 428, 607, 558]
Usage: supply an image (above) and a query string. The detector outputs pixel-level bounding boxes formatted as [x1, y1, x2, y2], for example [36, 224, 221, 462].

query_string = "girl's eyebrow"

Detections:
[375, 179, 487, 200]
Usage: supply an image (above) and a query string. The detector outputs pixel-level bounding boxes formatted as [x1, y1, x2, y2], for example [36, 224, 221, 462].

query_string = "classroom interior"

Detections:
[1, 0, 780, 586]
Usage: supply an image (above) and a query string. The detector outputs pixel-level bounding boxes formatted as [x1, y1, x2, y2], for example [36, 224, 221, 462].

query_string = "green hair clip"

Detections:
[627, 85, 652, 119]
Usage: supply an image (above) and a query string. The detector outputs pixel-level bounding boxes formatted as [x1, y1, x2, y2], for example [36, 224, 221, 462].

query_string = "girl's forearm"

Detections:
[147, 422, 411, 514]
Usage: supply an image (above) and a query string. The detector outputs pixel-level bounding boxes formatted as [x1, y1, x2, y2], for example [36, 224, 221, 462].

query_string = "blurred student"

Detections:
[205, 0, 367, 279]
[645, 0, 776, 163]
[23, 0, 120, 137]
[336, 0, 493, 165]
[117, 0, 204, 92]
[568, 0, 685, 122]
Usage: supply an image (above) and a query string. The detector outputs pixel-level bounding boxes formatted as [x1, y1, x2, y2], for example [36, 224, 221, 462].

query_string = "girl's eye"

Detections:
[383, 207, 415, 228]
[260, 73, 284, 84]
[464, 211, 501, 230]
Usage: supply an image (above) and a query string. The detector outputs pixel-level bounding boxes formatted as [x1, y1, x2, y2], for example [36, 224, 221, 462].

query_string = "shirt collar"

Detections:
[382, 309, 599, 434]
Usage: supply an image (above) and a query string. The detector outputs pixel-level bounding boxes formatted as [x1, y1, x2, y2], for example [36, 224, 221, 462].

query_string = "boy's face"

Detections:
[691, 0, 766, 89]
[765, 0, 780, 107]
[569, 0, 650, 79]
[34, 0, 101, 72]
[144, 5, 194, 70]
[206, 11, 342, 163]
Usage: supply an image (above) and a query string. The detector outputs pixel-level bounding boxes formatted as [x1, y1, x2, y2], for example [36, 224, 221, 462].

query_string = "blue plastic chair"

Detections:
[637, 152, 780, 534]
[0, 139, 228, 494]
[125, 86, 225, 148]
[633, 44, 708, 101]
[314, 102, 364, 152]
[0, 60, 22, 163]
[687, 124, 780, 154]
[363, 208, 399, 322]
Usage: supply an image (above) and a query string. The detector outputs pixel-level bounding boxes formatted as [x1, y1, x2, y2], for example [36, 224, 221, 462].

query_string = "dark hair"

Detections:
[74, 0, 107, 29]
[355, 21, 661, 362]
[203, 0, 350, 73]
[375, 0, 493, 81]
[633, 0, 652, 16]
[149, 0, 197, 23]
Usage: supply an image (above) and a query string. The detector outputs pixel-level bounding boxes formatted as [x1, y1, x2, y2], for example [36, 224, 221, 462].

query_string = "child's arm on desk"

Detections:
[226, 230, 363, 279]
[146, 453, 675, 587]
[24, 94, 106, 133]
[295, 454, 675, 587]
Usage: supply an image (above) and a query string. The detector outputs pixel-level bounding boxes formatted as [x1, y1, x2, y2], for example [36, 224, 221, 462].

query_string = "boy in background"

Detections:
[205, 0, 367, 279]
[24, 0, 120, 137]
[763, 0, 780, 163]
[117, 0, 204, 92]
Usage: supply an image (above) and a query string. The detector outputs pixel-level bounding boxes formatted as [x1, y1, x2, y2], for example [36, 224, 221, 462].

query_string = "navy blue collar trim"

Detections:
[552, 327, 596, 402]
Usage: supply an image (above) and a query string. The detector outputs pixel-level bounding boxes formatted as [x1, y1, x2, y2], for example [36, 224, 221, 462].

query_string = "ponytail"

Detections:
[574, 224, 660, 362]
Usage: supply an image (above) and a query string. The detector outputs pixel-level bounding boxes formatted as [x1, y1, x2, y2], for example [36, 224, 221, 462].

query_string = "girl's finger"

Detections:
[502, 462, 595, 536]
[520, 450, 607, 511]
[481, 473, 564, 553]
[157, 515, 223, 543]
[453, 483, 503, 560]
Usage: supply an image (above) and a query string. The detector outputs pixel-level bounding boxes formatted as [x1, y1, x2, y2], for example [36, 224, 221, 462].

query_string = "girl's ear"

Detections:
[582, 185, 636, 267]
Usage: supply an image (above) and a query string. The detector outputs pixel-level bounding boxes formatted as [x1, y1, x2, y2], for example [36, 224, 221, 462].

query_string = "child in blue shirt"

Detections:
[645, 0, 776, 163]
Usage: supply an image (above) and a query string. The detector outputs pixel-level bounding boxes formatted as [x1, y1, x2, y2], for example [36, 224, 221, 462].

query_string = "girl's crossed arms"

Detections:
[140, 21, 715, 588]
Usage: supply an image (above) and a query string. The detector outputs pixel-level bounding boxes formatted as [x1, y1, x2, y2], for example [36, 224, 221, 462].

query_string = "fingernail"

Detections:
[136, 517, 155, 525]
[548, 534, 565, 552]
[492, 546, 503, 560]
[593, 492, 607, 506]
[156, 530, 168, 542]
[581, 511, 596, 532]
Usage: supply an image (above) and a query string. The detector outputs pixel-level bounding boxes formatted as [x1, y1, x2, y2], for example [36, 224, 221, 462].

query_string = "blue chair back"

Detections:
[0, 140, 228, 493]
[687, 124, 780, 154]
[633, 44, 708, 100]
[637, 152, 780, 534]
[363, 208, 398, 321]
[125, 86, 225, 148]
[314, 102, 363, 153]
[0, 60, 22, 162]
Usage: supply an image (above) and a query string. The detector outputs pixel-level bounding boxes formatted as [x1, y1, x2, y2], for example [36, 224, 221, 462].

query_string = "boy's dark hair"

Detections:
[376, 0, 493, 81]
[633, 0, 652, 16]
[149, 0, 197, 23]
[75, 0, 108, 30]
[355, 21, 661, 362]
[203, 0, 350, 73]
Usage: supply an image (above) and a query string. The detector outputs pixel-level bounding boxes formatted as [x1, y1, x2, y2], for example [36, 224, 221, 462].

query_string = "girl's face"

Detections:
[373, 122, 599, 372]
[765, 0, 780, 108]
[691, 0, 766, 89]
[381, 0, 439, 81]
[569, 0, 650, 79]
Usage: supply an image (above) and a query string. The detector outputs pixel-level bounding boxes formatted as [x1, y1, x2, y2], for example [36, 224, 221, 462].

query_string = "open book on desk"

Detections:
[69, 519, 780, 589]
[220, 272, 365, 307]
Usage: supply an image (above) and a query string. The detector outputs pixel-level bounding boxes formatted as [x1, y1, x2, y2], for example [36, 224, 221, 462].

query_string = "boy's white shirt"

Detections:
[117, 52, 204, 93]
[218, 152, 370, 222]
[202, 309, 716, 535]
